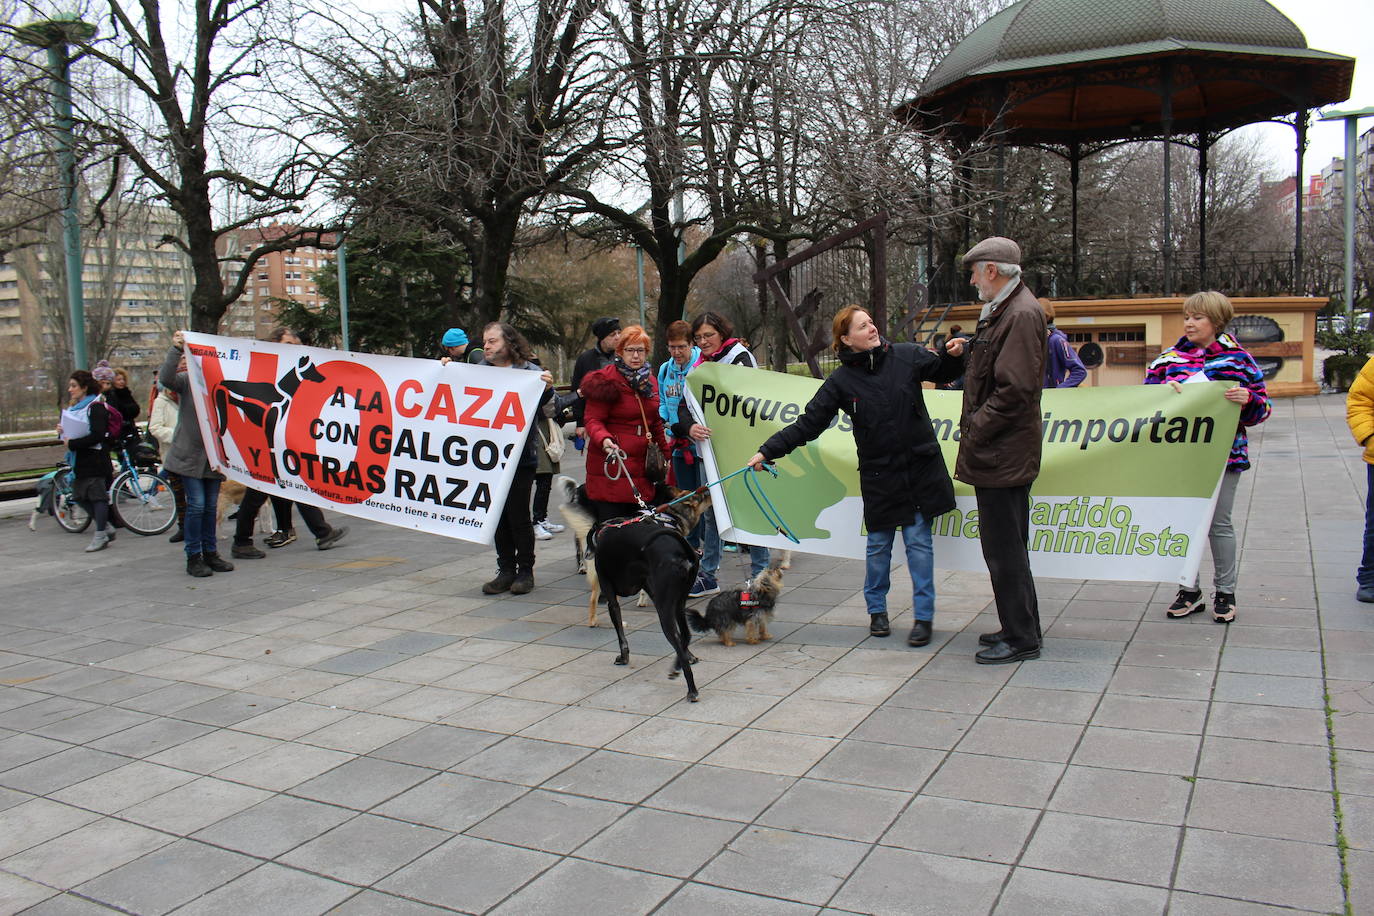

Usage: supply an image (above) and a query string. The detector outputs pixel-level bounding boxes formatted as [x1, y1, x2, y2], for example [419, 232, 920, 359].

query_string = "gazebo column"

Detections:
[1198, 132, 1209, 289]
[1070, 142, 1081, 295]
[1295, 108, 1308, 291]
[1161, 67, 1174, 295]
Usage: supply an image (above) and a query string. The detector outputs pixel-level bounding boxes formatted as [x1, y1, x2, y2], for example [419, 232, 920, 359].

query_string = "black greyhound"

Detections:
[556, 476, 713, 701]
[214, 355, 325, 477]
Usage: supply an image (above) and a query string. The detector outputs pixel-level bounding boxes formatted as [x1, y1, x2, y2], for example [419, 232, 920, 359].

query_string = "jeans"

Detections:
[701, 506, 770, 579]
[1362, 463, 1374, 590]
[864, 517, 935, 620]
[181, 476, 221, 556]
[672, 452, 702, 549]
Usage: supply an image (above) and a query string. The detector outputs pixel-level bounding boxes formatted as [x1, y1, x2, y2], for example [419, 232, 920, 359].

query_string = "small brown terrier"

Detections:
[688, 563, 783, 646]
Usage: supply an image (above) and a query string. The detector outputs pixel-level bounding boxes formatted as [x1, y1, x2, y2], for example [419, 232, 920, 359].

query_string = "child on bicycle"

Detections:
[59, 369, 115, 553]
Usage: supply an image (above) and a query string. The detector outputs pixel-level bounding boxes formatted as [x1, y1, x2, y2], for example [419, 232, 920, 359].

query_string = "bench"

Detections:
[0, 437, 65, 499]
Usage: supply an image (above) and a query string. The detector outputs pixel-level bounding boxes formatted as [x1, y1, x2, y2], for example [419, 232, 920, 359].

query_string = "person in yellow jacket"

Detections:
[1348, 354, 1374, 603]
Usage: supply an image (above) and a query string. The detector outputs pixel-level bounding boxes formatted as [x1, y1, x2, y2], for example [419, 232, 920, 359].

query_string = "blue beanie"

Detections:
[442, 328, 468, 348]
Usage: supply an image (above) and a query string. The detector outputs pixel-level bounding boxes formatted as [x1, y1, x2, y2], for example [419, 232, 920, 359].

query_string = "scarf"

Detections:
[614, 356, 654, 399]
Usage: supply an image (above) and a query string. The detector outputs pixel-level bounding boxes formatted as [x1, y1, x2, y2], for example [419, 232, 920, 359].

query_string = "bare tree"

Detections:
[4, 0, 341, 332]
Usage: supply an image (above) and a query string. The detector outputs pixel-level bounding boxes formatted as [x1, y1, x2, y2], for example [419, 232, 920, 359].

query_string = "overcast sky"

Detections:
[1239, 0, 1374, 178]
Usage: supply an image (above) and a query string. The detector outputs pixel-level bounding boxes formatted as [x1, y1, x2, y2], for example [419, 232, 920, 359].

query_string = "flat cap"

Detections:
[961, 236, 1021, 267]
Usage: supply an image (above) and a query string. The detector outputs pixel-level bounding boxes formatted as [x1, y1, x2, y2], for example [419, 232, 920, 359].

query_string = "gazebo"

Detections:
[893, 0, 1355, 296]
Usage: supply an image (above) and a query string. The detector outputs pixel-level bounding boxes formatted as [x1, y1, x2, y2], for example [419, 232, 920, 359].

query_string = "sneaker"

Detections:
[533, 522, 553, 541]
[1166, 588, 1205, 619]
[689, 572, 719, 598]
[1212, 591, 1236, 623]
[84, 530, 110, 553]
[105, 528, 116, 542]
[722, 541, 739, 552]
[316, 526, 349, 550]
[231, 543, 266, 559]
[541, 520, 565, 534]
[265, 528, 297, 548]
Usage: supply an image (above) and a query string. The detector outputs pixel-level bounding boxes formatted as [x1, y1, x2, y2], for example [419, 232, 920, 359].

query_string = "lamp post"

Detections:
[335, 234, 351, 351]
[1319, 105, 1374, 322]
[16, 15, 97, 369]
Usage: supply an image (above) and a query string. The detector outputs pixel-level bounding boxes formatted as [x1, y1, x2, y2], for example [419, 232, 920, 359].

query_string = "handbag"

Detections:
[542, 418, 565, 462]
[635, 395, 666, 484]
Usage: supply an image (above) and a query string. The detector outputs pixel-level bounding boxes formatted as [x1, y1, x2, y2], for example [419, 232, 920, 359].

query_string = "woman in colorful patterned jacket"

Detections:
[1144, 291, 1272, 624]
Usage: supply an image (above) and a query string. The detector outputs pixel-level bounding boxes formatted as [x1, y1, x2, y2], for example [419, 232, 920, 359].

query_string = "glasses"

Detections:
[622, 347, 648, 355]
[693, 333, 719, 343]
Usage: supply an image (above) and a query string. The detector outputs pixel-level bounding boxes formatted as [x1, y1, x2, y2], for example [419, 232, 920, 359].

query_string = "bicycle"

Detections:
[45, 437, 176, 537]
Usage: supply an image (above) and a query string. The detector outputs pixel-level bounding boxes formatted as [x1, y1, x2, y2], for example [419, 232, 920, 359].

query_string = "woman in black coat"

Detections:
[748, 307, 965, 646]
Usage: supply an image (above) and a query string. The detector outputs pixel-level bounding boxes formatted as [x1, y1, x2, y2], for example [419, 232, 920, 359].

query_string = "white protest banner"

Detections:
[181, 333, 547, 544]
[686, 362, 1240, 584]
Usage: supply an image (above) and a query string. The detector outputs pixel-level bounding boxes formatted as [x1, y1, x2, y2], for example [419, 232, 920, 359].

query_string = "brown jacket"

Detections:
[955, 281, 1046, 488]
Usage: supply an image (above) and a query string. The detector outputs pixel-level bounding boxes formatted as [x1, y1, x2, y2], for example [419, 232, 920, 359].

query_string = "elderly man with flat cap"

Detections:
[957, 237, 1046, 664]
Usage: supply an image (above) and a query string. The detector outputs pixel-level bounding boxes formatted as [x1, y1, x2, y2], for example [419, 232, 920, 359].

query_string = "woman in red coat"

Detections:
[582, 325, 666, 522]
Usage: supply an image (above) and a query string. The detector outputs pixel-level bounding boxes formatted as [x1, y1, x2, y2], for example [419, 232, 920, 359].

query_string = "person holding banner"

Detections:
[956, 237, 1045, 664]
[1146, 291, 1271, 624]
[582, 324, 666, 523]
[1347, 354, 1374, 604]
[161, 332, 234, 578]
[479, 322, 554, 595]
[747, 307, 965, 645]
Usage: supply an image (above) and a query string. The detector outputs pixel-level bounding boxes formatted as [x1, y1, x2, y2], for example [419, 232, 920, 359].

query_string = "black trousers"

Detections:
[494, 466, 537, 573]
[532, 472, 552, 523]
[975, 484, 1041, 648]
[234, 488, 328, 544]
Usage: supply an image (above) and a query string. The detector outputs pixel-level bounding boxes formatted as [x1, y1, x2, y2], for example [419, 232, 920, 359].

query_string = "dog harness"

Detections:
[738, 591, 760, 610]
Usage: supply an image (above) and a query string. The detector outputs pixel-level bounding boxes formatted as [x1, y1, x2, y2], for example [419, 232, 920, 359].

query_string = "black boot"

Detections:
[510, 569, 534, 595]
[187, 553, 213, 577]
[482, 570, 516, 594]
[169, 526, 185, 544]
[203, 552, 235, 572]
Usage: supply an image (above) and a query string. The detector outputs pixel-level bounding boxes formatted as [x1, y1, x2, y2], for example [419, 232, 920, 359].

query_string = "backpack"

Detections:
[101, 401, 125, 442]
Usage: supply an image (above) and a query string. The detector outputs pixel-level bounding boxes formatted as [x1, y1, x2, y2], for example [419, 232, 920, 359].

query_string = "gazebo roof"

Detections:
[895, 0, 1354, 144]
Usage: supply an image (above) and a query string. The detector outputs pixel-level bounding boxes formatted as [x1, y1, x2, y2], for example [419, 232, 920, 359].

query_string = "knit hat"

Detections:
[590, 317, 621, 342]
[91, 360, 116, 383]
[441, 328, 469, 348]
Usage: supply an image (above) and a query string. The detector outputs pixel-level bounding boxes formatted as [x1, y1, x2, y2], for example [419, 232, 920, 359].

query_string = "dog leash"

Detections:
[658, 463, 800, 545]
[603, 447, 652, 511]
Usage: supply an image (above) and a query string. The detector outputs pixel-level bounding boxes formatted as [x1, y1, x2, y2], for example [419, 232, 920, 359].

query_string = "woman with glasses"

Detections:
[668, 311, 769, 595]
[582, 325, 667, 523]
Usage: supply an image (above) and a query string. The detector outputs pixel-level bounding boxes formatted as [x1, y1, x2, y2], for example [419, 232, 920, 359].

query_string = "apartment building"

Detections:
[219, 224, 336, 340]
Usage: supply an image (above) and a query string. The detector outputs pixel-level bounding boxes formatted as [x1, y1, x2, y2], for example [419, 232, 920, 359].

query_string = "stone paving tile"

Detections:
[488, 856, 679, 915]
[278, 813, 451, 886]
[288, 755, 435, 810]
[655, 882, 818, 915]
[50, 760, 200, 814]
[375, 834, 557, 912]
[368, 722, 504, 769]
[171, 862, 358, 916]
[1047, 765, 1191, 826]
[1089, 694, 1207, 734]
[1070, 726, 1200, 775]
[1174, 828, 1344, 911]
[466, 788, 626, 853]
[1197, 735, 1334, 791]
[882, 795, 1038, 863]
[372, 771, 527, 831]
[541, 748, 686, 803]
[451, 735, 592, 786]
[0, 745, 129, 795]
[1020, 811, 1181, 886]
[698, 825, 868, 906]
[922, 753, 1064, 808]
[644, 763, 794, 822]
[0, 798, 103, 859]
[829, 845, 1007, 915]
[0, 870, 58, 913]
[213, 741, 356, 792]
[192, 794, 355, 858]
[119, 775, 273, 835]
[995, 867, 1169, 915]
[1, 816, 174, 888]
[757, 777, 910, 842]
[73, 838, 257, 914]
[1185, 778, 1338, 844]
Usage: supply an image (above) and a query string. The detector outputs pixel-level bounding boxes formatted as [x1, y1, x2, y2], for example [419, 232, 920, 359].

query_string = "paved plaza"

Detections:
[0, 392, 1369, 914]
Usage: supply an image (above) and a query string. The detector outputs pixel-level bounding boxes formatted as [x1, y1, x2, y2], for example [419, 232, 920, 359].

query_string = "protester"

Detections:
[659, 320, 703, 548]
[161, 331, 234, 577]
[748, 307, 965, 644]
[147, 378, 186, 543]
[479, 322, 554, 595]
[1042, 302, 1087, 388]
[582, 324, 665, 523]
[570, 316, 622, 438]
[671, 311, 769, 596]
[956, 237, 1045, 664]
[59, 370, 116, 553]
[438, 327, 472, 364]
[1146, 291, 1271, 623]
[1347, 354, 1374, 603]
[107, 366, 142, 426]
[234, 328, 349, 555]
[532, 397, 564, 540]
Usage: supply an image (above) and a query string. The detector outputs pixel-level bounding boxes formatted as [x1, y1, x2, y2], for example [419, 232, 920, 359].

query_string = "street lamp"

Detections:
[1318, 105, 1374, 321]
[16, 14, 97, 370]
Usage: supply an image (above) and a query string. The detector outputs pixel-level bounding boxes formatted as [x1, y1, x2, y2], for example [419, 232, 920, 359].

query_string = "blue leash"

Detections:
[658, 462, 800, 545]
